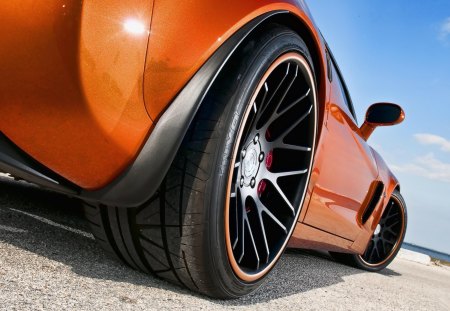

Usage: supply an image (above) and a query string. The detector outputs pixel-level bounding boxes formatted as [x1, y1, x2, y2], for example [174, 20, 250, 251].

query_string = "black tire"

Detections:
[84, 25, 316, 298]
[330, 190, 407, 272]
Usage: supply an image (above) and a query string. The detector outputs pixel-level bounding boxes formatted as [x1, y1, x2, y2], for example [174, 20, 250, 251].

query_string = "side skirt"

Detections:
[0, 133, 79, 195]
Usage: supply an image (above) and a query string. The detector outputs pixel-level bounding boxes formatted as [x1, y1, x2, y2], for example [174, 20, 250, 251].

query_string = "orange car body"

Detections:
[0, 1, 399, 255]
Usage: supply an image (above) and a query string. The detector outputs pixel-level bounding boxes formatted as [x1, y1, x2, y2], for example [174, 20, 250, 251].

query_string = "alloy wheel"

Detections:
[225, 53, 317, 281]
[359, 195, 406, 266]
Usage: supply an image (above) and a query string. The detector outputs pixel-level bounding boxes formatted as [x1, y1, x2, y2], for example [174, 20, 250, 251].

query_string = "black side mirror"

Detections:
[360, 103, 405, 141]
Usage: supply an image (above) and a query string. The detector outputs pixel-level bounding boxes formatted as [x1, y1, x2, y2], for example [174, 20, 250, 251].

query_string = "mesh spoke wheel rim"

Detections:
[225, 53, 317, 281]
[359, 195, 405, 266]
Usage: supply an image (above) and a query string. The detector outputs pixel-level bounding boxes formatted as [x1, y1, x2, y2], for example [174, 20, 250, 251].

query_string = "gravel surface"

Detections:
[1, 177, 449, 311]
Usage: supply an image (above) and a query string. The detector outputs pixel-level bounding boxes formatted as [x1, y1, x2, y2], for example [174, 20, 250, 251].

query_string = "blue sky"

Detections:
[308, 0, 450, 254]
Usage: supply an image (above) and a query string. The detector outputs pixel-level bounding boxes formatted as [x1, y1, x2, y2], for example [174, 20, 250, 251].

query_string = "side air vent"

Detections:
[361, 182, 385, 224]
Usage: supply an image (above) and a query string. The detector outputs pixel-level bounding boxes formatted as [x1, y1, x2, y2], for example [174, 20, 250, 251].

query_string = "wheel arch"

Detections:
[80, 10, 327, 207]
[218, 13, 328, 131]
[264, 13, 325, 103]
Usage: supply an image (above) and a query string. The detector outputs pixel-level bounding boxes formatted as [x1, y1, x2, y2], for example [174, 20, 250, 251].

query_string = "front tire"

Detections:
[84, 25, 318, 298]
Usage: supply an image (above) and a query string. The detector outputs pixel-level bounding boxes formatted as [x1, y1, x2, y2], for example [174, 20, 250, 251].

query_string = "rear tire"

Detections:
[330, 190, 407, 272]
[84, 25, 317, 298]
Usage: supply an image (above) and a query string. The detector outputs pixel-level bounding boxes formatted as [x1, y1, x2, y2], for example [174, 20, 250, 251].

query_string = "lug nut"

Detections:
[266, 150, 273, 170]
[241, 149, 246, 158]
[257, 180, 267, 198]
[253, 134, 259, 144]
[240, 177, 244, 187]
[250, 178, 256, 188]
[259, 152, 265, 162]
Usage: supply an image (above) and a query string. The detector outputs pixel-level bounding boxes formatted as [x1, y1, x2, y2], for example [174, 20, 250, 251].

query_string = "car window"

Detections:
[328, 50, 358, 124]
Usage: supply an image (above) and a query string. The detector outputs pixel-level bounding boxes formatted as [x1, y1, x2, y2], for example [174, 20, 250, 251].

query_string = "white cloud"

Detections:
[439, 17, 450, 41]
[392, 153, 450, 183]
[414, 133, 450, 153]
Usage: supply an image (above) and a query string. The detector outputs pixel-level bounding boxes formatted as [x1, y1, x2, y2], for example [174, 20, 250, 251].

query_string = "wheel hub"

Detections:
[241, 134, 263, 187]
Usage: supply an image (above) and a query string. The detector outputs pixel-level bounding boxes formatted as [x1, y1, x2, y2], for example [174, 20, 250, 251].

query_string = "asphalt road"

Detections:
[1, 176, 449, 311]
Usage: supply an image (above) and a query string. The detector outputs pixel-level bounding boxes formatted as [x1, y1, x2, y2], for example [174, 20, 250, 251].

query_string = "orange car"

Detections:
[0, 1, 406, 298]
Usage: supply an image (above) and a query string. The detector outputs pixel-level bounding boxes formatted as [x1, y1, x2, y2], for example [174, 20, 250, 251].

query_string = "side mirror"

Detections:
[360, 103, 405, 141]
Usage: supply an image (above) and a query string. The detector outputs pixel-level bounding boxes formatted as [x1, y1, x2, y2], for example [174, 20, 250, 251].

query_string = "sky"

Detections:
[307, 0, 450, 254]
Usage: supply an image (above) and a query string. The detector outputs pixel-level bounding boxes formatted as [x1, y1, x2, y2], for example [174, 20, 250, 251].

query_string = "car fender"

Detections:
[351, 147, 401, 253]
[82, 9, 327, 207]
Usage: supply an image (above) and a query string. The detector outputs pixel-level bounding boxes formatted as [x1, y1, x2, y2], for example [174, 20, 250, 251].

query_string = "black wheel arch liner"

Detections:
[0, 11, 324, 207]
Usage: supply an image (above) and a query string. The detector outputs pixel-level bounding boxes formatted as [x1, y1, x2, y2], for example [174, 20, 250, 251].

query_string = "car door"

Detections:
[303, 53, 379, 241]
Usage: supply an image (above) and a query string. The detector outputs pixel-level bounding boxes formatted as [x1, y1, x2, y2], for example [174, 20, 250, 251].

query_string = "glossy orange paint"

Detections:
[0, 1, 153, 189]
[143, 0, 326, 121]
[300, 63, 378, 241]
[288, 222, 354, 253]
